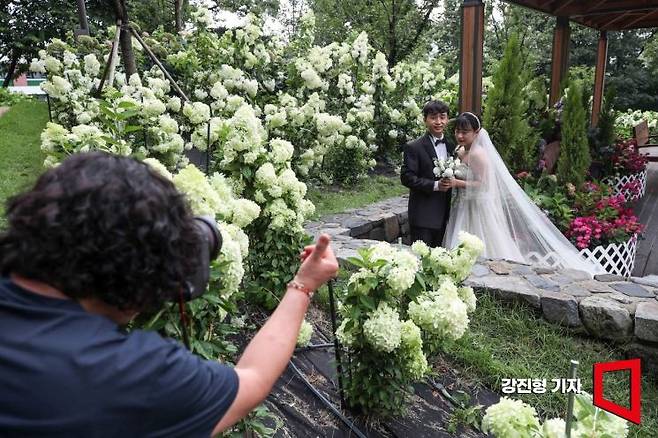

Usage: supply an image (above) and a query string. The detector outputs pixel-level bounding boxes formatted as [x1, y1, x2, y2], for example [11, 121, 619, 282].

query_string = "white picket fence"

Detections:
[579, 235, 638, 278]
[602, 168, 648, 202]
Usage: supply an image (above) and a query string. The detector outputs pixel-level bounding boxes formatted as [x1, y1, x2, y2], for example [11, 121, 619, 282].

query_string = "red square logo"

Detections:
[592, 358, 641, 424]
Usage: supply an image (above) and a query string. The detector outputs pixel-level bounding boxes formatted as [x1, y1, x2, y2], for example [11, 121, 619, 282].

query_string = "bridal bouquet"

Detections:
[433, 156, 462, 179]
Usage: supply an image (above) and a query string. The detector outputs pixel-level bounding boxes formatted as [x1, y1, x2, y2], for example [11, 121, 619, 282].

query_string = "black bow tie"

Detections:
[434, 139, 445, 147]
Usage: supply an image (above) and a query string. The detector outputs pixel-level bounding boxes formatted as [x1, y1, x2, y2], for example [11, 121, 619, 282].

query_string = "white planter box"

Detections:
[579, 235, 638, 277]
[602, 168, 648, 202]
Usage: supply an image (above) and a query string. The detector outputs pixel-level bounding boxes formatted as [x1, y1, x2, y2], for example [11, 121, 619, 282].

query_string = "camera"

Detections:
[180, 216, 222, 301]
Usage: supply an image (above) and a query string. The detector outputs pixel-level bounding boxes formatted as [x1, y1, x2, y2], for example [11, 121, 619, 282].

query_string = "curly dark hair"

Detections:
[0, 152, 203, 311]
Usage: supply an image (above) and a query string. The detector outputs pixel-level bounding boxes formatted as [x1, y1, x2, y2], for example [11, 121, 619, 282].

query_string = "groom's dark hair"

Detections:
[422, 100, 449, 118]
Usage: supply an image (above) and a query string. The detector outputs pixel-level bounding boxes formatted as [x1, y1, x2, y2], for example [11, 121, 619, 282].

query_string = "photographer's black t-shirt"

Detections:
[0, 277, 239, 437]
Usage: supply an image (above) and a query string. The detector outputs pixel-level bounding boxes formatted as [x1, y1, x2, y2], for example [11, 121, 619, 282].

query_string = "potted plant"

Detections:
[519, 175, 644, 277]
[565, 184, 644, 277]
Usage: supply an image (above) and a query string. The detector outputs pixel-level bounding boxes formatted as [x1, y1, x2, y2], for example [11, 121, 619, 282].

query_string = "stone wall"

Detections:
[305, 195, 411, 244]
[305, 195, 658, 372]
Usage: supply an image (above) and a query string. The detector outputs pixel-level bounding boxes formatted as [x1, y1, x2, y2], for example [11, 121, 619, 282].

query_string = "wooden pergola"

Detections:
[459, 0, 658, 125]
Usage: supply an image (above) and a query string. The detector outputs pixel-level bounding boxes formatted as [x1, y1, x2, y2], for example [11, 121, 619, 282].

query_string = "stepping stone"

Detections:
[610, 282, 654, 298]
[546, 274, 574, 287]
[477, 276, 541, 308]
[534, 266, 556, 275]
[631, 275, 658, 289]
[525, 274, 559, 291]
[635, 301, 658, 343]
[604, 293, 635, 305]
[512, 265, 535, 275]
[0, 106, 9, 118]
[383, 216, 400, 241]
[488, 261, 513, 275]
[594, 274, 626, 282]
[560, 284, 591, 297]
[576, 280, 614, 294]
[580, 296, 633, 340]
[561, 269, 592, 281]
[470, 264, 491, 277]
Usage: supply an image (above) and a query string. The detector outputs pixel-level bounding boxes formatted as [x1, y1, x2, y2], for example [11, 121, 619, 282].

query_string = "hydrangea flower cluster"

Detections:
[362, 302, 403, 352]
[35, 8, 454, 188]
[408, 280, 470, 341]
[481, 397, 541, 437]
[338, 233, 484, 415]
[482, 393, 629, 438]
[296, 320, 314, 347]
[412, 232, 484, 288]
[143, 159, 257, 304]
[33, 43, 191, 169]
[369, 242, 420, 294]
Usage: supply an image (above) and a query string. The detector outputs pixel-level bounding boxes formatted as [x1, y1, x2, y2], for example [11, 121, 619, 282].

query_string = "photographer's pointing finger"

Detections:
[311, 234, 330, 260]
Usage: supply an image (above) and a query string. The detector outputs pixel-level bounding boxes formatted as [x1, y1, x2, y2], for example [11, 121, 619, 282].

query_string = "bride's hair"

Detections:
[455, 112, 481, 131]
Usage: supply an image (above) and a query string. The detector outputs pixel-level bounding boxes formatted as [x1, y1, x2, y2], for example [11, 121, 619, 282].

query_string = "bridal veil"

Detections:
[448, 128, 604, 275]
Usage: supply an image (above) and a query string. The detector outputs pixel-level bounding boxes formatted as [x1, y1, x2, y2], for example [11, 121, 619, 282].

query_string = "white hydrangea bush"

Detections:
[33, 41, 192, 169]
[615, 109, 658, 138]
[482, 393, 629, 438]
[36, 8, 453, 187]
[161, 8, 451, 185]
[338, 232, 484, 415]
[143, 159, 259, 316]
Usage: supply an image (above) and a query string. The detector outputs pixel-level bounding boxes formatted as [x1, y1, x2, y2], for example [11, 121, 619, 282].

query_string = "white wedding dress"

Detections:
[443, 129, 604, 275]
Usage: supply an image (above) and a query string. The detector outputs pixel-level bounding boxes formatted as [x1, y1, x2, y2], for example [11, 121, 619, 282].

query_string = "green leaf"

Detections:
[358, 294, 376, 311]
[117, 101, 138, 109]
[124, 125, 143, 133]
[346, 256, 367, 268]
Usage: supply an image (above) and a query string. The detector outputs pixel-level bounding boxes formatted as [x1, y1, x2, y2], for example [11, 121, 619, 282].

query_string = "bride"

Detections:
[440, 112, 603, 275]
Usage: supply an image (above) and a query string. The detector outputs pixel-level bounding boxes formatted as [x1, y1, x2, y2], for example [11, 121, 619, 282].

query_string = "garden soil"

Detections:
[260, 309, 499, 437]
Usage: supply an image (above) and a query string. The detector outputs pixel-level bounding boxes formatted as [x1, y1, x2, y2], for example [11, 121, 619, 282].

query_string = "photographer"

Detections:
[0, 152, 339, 437]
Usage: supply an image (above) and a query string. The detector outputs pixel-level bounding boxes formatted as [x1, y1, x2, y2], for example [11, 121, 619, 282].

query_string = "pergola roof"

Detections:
[507, 0, 658, 31]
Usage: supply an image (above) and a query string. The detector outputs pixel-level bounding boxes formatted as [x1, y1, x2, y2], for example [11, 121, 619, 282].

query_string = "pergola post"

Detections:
[459, 0, 485, 115]
[549, 17, 570, 106]
[591, 31, 608, 126]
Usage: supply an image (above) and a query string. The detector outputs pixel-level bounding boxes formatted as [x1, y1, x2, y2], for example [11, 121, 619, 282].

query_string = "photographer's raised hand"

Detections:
[295, 233, 339, 290]
[213, 234, 339, 435]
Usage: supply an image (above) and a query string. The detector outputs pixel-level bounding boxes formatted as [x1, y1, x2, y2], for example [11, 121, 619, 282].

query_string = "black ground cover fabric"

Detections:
[261, 332, 498, 437]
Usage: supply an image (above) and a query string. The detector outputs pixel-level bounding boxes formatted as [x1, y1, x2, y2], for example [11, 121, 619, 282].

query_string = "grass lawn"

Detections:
[0, 101, 48, 226]
[441, 292, 658, 437]
[306, 174, 407, 219]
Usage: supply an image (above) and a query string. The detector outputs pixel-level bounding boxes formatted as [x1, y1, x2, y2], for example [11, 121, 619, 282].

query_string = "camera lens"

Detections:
[179, 217, 223, 301]
[193, 216, 222, 260]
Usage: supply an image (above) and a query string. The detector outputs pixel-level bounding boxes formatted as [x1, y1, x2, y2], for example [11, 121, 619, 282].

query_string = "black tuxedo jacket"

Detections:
[400, 133, 455, 229]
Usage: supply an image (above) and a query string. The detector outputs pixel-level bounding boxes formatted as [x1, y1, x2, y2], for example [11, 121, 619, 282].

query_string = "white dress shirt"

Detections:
[432, 135, 447, 191]
[432, 135, 447, 160]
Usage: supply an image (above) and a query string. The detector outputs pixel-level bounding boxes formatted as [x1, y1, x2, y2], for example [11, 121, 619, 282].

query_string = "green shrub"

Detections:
[483, 33, 538, 172]
[0, 88, 32, 107]
[557, 80, 591, 187]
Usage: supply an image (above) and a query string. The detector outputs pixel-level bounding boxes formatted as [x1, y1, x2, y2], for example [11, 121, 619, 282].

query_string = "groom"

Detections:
[401, 100, 455, 247]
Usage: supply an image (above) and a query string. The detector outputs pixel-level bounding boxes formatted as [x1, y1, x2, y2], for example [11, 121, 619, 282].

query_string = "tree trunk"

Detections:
[76, 0, 90, 36]
[111, 0, 138, 78]
[174, 0, 183, 32]
[2, 51, 20, 88]
[387, 0, 397, 68]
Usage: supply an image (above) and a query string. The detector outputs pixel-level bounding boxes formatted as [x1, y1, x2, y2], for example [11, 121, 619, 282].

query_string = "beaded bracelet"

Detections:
[287, 279, 314, 299]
